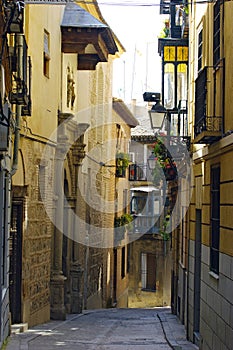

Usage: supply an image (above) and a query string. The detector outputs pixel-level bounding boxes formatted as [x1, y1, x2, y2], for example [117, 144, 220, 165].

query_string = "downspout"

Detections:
[186, 204, 190, 340]
[11, 34, 23, 176]
[221, 0, 225, 136]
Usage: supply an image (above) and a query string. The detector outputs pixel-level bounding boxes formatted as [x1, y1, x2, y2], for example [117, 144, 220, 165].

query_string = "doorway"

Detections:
[9, 202, 23, 324]
[193, 209, 202, 344]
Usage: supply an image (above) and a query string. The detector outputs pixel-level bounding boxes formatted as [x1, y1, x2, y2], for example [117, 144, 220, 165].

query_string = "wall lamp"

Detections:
[143, 92, 167, 131]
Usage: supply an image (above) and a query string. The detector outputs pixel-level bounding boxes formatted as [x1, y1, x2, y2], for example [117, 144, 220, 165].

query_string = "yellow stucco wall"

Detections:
[189, 0, 233, 258]
[24, 5, 64, 140]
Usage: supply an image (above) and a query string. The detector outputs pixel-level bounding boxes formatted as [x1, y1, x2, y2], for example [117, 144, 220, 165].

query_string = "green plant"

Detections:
[116, 152, 130, 169]
[116, 152, 130, 177]
[114, 213, 133, 230]
[152, 138, 177, 181]
[184, 5, 189, 14]
[159, 215, 170, 241]
[159, 19, 170, 38]
[1, 338, 9, 350]
[114, 214, 133, 243]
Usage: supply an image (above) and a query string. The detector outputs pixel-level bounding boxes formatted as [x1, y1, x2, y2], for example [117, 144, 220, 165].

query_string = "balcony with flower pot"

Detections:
[116, 152, 130, 178]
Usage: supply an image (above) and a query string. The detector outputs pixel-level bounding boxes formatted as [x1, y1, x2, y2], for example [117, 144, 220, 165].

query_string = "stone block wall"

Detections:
[12, 137, 54, 327]
[199, 248, 233, 350]
[186, 136, 233, 350]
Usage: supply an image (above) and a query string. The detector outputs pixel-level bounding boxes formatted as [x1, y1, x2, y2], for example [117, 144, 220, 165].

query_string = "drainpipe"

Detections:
[11, 34, 23, 176]
[221, 0, 225, 137]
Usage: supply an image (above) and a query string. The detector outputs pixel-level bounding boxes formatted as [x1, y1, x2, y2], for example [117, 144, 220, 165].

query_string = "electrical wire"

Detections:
[23, 0, 216, 5]
[22, 0, 217, 7]
[95, 0, 216, 6]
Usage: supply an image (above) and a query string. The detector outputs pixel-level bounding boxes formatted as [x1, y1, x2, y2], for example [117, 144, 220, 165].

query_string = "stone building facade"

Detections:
[7, 0, 131, 333]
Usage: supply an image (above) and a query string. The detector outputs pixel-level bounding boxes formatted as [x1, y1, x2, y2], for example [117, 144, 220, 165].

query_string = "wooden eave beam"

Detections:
[78, 54, 101, 70]
[61, 27, 113, 61]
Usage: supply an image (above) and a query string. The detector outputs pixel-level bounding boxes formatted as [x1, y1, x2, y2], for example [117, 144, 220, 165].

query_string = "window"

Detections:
[121, 246, 125, 279]
[123, 189, 128, 214]
[210, 165, 220, 274]
[213, 0, 220, 66]
[38, 164, 46, 201]
[141, 253, 156, 291]
[177, 63, 188, 104]
[127, 245, 130, 273]
[197, 29, 203, 73]
[44, 30, 50, 77]
[164, 63, 175, 109]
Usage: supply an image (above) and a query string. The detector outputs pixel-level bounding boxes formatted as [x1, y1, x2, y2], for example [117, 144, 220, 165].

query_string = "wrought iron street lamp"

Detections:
[147, 151, 157, 170]
[148, 101, 167, 131]
[143, 91, 167, 132]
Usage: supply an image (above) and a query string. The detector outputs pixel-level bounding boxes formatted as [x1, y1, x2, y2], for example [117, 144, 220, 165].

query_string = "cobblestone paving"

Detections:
[6, 308, 199, 350]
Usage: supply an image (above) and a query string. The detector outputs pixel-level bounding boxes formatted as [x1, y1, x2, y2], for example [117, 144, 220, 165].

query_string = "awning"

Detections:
[130, 186, 160, 193]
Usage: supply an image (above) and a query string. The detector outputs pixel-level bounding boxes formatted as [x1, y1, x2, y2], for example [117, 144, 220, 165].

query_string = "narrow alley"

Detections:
[6, 308, 198, 350]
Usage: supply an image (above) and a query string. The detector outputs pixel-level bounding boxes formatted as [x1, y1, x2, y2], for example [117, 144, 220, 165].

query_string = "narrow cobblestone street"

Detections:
[6, 308, 198, 350]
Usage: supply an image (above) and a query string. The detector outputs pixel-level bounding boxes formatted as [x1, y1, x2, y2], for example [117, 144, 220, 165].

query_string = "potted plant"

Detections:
[152, 138, 177, 181]
[114, 213, 133, 230]
[116, 152, 130, 177]
[114, 213, 133, 242]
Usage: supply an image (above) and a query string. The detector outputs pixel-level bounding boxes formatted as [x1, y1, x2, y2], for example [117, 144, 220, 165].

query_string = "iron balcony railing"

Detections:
[129, 164, 147, 181]
[130, 215, 160, 234]
[194, 66, 222, 143]
[9, 35, 31, 115]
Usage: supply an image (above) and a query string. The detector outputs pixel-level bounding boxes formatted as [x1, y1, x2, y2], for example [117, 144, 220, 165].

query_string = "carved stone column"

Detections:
[72, 125, 89, 263]
[50, 134, 68, 320]
[70, 124, 89, 312]
[70, 261, 83, 313]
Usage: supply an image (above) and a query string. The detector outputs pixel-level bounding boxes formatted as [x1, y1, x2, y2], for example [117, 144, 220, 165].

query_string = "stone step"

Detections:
[11, 323, 28, 334]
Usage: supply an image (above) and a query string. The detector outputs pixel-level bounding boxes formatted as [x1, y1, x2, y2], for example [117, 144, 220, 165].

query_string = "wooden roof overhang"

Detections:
[61, 3, 118, 70]
[113, 98, 139, 128]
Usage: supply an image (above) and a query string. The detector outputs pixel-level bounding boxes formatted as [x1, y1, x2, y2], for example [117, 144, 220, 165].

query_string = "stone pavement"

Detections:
[5, 307, 199, 350]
